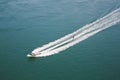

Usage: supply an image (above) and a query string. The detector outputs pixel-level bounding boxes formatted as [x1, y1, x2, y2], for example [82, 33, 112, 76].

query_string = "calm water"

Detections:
[0, 0, 120, 80]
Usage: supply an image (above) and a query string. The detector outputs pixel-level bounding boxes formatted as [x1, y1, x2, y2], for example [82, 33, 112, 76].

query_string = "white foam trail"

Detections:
[30, 8, 120, 57]
[32, 24, 90, 53]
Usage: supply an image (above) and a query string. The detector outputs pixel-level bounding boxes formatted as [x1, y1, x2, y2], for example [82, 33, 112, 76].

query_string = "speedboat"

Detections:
[27, 53, 36, 57]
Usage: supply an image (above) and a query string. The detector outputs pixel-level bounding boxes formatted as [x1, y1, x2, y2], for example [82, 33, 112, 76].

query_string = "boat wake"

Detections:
[27, 8, 120, 57]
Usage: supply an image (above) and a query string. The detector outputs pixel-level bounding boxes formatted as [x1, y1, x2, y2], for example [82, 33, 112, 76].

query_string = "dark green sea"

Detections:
[0, 0, 120, 80]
